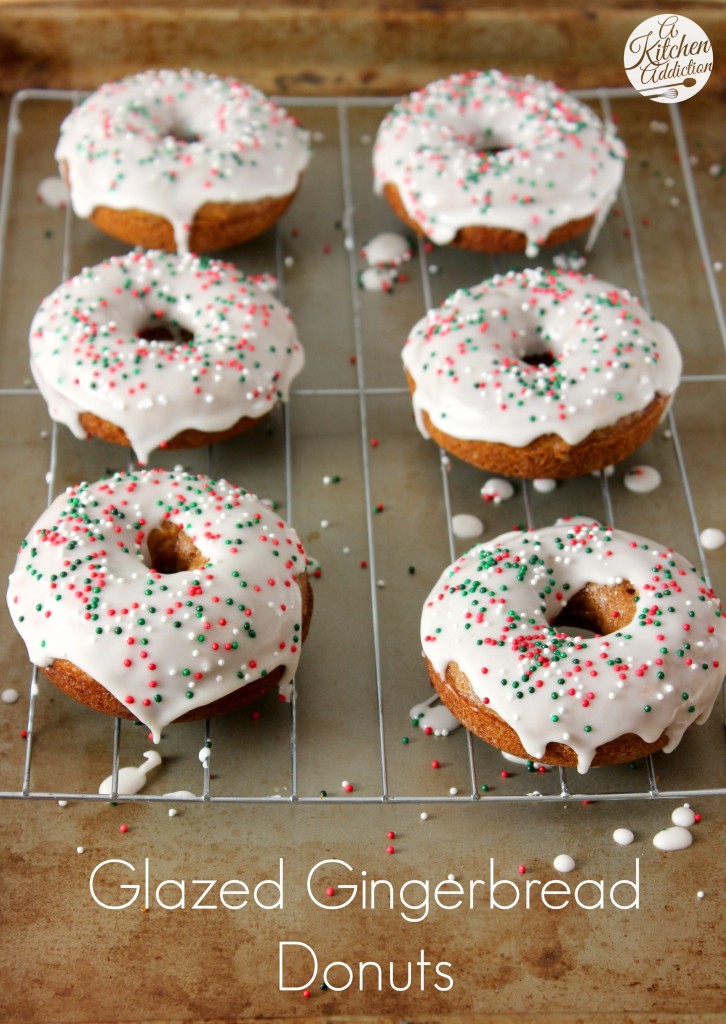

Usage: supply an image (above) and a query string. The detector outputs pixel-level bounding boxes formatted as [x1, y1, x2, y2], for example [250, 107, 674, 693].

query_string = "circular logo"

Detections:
[624, 14, 713, 103]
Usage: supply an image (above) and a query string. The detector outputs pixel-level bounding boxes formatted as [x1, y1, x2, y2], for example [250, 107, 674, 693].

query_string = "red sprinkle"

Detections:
[387, 830, 396, 839]
[431, 760, 440, 769]
[694, 813, 702, 823]
[326, 886, 335, 897]
[518, 865, 526, 874]
[386, 845, 395, 855]
[500, 770, 511, 778]
[119, 824, 128, 834]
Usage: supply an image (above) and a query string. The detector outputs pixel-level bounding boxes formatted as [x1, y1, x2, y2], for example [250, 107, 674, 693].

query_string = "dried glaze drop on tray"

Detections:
[55, 68, 311, 254]
[6, 468, 313, 741]
[373, 69, 626, 255]
[420, 519, 726, 772]
[402, 267, 682, 479]
[29, 250, 305, 465]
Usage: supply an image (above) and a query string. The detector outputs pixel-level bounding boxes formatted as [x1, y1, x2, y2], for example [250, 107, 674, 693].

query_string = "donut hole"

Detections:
[165, 127, 201, 146]
[552, 580, 637, 637]
[137, 321, 194, 345]
[521, 350, 556, 368]
[146, 520, 207, 574]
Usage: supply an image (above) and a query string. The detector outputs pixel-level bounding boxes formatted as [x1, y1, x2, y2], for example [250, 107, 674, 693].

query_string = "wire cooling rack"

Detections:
[0, 87, 724, 804]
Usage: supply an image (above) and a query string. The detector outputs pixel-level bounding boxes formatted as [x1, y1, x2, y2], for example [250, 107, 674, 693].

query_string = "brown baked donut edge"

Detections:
[79, 409, 272, 457]
[41, 571, 313, 726]
[405, 371, 671, 479]
[384, 182, 595, 253]
[425, 657, 668, 769]
[88, 192, 300, 253]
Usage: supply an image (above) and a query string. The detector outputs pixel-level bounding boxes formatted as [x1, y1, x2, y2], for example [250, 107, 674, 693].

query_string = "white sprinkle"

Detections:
[613, 828, 635, 846]
[199, 746, 211, 764]
[447, 873, 456, 881]
[709, 163, 723, 177]
[1, 688, 19, 704]
[533, 478, 557, 494]
[76, 846, 84, 854]
[553, 854, 576, 873]
[57, 800, 68, 808]
[697, 890, 705, 899]
[428, 263, 439, 274]
[650, 120, 669, 133]
[168, 808, 177, 818]
[701, 527, 725, 550]
[45, 471, 53, 484]
[714, 261, 723, 273]
[653, 825, 693, 851]
[689, 154, 699, 167]
[342, 546, 351, 555]
[283, 255, 295, 268]
[360, 133, 372, 145]
[669, 196, 681, 207]
[451, 513, 484, 540]
[671, 804, 697, 828]
[341, 779, 350, 788]
[313, 131, 325, 143]
[420, 811, 429, 821]
[377, 579, 386, 588]
[624, 464, 661, 494]
[449, 787, 458, 796]
[320, 519, 330, 529]
[322, 475, 331, 485]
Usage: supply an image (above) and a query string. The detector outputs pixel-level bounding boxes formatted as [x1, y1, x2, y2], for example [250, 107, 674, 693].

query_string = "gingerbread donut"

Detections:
[402, 268, 681, 479]
[56, 69, 311, 254]
[373, 70, 626, 254]
[421, 520, 726, 772]
[30, 250, 304, 464]
[7, 469, 312, 740]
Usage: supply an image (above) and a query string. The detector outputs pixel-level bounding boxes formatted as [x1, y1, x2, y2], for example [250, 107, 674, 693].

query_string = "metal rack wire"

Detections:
[0, 87, 724, 804]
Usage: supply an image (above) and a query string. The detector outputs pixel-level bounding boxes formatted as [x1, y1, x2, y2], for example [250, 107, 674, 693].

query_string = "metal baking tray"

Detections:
[0, 87, 725, 806]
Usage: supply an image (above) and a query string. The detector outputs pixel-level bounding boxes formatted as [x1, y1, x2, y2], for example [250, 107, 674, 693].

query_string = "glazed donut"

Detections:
[402, 268, 681, 479]
[7, 469, 312, 740]
[30, 249, 304, 465]
[373, 70, 626, 254]
[56, 69, 311, 254]
[421, 520, 726, 772]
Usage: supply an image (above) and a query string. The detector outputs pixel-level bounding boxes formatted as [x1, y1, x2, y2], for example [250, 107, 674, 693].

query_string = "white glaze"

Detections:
[360, 232, 412, 266]
[623, 465, 662, 494]
[30, 250, 304, 465]
[374, 70, 626, 252]
[613, 828, 635, 846]
[653, 826, 692, 851]
[452, 513, 484, 540]
[98, 750, 162, 795]
[403, 268, 681, 450]
[409, 692, 461, 735]
[553, 853, 576, 872]
[359, 266, 398, 292]
[421, 520, 726, 772]
[56, 69, 310, 254]
[37, 176, 69, 209]
[533, 478, 557, 494]
[671, 804, 697, 827]
[701, 528, 725, 551]
[7, 468, 308, 741]
[481, 479, 515, 503]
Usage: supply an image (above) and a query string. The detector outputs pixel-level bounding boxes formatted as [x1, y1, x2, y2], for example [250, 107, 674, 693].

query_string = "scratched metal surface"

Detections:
[0, 89, 725, 1022]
